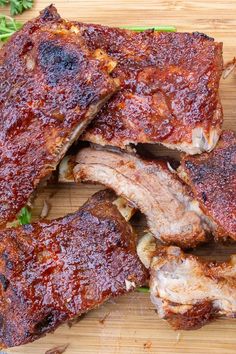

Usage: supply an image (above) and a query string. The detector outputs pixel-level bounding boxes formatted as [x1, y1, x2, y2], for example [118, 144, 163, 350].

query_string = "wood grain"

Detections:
[1, 1, 236, 353]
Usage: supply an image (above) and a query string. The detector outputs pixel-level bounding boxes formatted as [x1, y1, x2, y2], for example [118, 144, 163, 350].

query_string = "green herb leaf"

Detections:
[22, 0, 33, 10]
[120, 25, 176, 32]
[0, 0, 33, 15]
[0, 0, 8, 6]
[18, 206, 32, 225]
[10, 0, 22, 16]
[0, 15, 22, 41]
[137, 287, 150, 293]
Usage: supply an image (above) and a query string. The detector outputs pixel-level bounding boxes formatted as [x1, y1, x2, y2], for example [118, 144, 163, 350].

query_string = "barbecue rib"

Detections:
[72, 147, 212, 248]
[0, 190, 147, 348]
[77, 23, 223, 154]
[179, 130, 236, 241]
[0, 5, 117, 227]
[137, 234, 236, 330]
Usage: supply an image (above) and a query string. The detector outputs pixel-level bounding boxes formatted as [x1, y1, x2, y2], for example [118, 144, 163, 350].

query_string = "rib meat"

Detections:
[137, 234, 236, 330]
[179, 130, 236, 240]
[0, 5, 117, 226]
[73, 147, 211, 248]
[78, 23, 223, 154]
[0, 190, 147, 348]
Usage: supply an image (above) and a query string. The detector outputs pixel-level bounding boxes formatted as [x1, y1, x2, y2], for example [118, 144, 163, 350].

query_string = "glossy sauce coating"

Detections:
[181, 130, 236, 239]
[0, 190, 147, 348]
[0, 6, 117, 226]
[79, 24, 223, 148]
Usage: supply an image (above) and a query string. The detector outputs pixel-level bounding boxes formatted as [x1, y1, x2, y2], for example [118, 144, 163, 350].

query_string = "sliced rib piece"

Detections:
[78, 23, 223, 154]
[137, 234, 236, 330]
[0, 190, 147, 348]
[58, 155, 137, 220]
[179, 130, 236, 241]
[73, 148, 211, 248]
[0, 5, 117, 227]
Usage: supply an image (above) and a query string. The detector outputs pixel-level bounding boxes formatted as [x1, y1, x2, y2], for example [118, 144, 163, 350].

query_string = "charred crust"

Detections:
[0, 315, 4, 335]
[0, 274, 9, 291]
[0, 6, 117, 226]
[181, 130, 236, 238]
[0, 190, 147, 347]
[192, 31, 214, 41]
[38, 41, 80, 86]
[80, 22, 222, 149]
[167, 301, 215, 330]
[34, 313, 55, 334]
[6, 260, 14, 271]
[201, 191, 207, 203]
[40, 5, 61, 22]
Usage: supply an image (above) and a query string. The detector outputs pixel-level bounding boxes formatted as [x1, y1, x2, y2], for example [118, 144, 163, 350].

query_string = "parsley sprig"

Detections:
[137, 287, 150, 293]
[121, 25, 176, 32]
[0, 14, 22, 41]
[18, 206, 32, 225]
[0, 0, 33, 15]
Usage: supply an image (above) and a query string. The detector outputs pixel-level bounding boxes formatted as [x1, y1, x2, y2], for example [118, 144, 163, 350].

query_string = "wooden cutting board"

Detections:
[1, 1, 236, 353]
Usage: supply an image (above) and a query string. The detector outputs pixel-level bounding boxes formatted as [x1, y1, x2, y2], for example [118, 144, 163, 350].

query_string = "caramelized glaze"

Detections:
[79, 24, 223, 151]
[0, 6, 117, 226]
[0, 190, 147, 348]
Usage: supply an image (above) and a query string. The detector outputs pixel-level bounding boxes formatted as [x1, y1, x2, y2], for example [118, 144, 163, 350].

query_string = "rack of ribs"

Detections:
[71, 147, 213, 248]
[137, 233, 236, 330]
[179, 130, 236, 241]
[0, 190, 147, 348]
[0, 5, 118, 227]
[77, 22, 223, 154]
